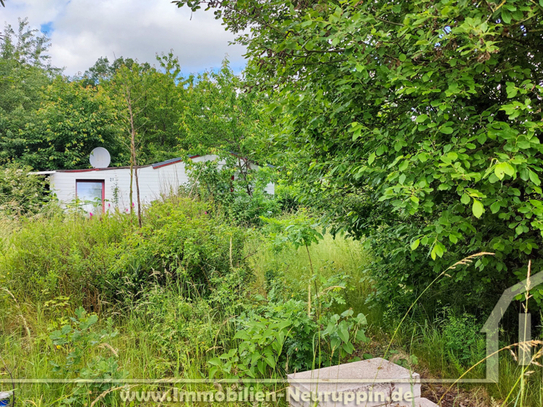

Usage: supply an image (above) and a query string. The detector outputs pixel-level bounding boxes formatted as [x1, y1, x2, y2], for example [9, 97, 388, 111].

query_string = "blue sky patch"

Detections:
[40, 21, 54, 35]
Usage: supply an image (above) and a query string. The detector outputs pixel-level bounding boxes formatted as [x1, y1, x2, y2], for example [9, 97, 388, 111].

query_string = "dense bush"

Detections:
[175, 0, 543, 318]
[208, 292, 368, 378]
[0, 164, 49, 215]
[105, 198, 249, 302]
[0, 210, 128, 306]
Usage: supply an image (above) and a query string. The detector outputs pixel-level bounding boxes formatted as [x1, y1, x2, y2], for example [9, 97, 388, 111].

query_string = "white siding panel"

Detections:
[49, 156, 274, 214]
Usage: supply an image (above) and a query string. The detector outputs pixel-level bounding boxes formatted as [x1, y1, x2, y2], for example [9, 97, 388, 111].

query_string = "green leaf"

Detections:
[430, 246, 437, 260]
[355, 313, 367, 325]
[356, 330, 368, 342]
[501, 9, 511, 24]
[342, 341, 355, 354]
[529, 170, 541, 186]
[440, 126, 453, 134]
[341, 309, 354, 318]
[472, 200, 484, 218]
[506, 82, 517, 98]
[460, 194, 470, 205]
[410, 239, 420, 250]
[477, 133, 487, 145]
[490, 201, 501, 214]
[434, 242, 445, 258]
[415, 114, 428, 123]
[338, 323, 349, 343]
[368, 152, 376, 165]
[494, 162, 515, 180]
[264, 353, 276, 369]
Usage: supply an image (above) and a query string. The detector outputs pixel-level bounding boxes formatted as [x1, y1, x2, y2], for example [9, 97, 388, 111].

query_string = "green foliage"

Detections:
[106, 55, 187, 165]
[0, 209, 131, 305]
[175, 0, 543, 312]
[208, 313, 290, 379]
[188, 155, 280, 226]
[261, 211, 323, 251]
[80, 56, 152, 86]
[0, 163, 49, 215]
[439, 309, 485, 367]
[208, 295, 368, 378]
[1, 197, 249, 306]
[104, 197, 249, 301]
[22, 78, 124, 170]
[0, 18, 57, 165]
[180, 59, 270, 163]
[49, 307, 126, 405]
[130, 287, 219, 371]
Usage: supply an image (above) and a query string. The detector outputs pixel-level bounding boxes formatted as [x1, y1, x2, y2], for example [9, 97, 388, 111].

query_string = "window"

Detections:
[76, 180, 105, 214]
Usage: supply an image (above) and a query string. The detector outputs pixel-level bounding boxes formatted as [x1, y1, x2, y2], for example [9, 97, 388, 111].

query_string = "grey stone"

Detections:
[287, 358, 425, 407]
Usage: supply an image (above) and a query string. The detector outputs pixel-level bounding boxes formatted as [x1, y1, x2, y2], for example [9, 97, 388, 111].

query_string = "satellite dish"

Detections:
[90, 147, 111, 169]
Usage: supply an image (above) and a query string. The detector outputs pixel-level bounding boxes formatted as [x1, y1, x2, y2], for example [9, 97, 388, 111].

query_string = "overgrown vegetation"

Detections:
[2, 0, 543, 405]
[0, 194, 541, 406]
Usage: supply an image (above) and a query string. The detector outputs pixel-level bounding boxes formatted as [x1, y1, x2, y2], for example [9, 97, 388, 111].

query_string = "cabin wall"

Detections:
[48, 155, 274, 214]
[49, 162, 190, 213]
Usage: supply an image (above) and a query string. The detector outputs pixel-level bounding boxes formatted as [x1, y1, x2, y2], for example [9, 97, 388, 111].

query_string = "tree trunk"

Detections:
[126, 86, 142, 227]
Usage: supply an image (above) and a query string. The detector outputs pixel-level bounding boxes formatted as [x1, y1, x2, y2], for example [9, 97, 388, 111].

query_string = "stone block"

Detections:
[286, 358, 429, 407]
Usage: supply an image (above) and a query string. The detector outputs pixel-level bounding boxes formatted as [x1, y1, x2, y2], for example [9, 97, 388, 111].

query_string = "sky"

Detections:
[0, 0, 247, 76]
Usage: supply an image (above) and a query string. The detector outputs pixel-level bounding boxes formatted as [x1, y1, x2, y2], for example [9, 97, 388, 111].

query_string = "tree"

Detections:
[174, 0, 543, 311]
[107, 57, 186, 226]
[19, 78, 123, 170]
[180, 59, 274, 194]
[86, 54, 186, 164]
[109, 61, 152, 227]
[180, 59, 269, 161]
[0, 18, 57, 165]
[80, 56, 151, 87]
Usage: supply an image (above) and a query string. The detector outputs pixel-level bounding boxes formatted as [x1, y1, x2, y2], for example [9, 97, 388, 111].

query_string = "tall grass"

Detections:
[247, 233, 374, 317]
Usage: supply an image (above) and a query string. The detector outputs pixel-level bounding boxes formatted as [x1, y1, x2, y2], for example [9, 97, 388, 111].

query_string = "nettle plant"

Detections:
[208, 296, 368, 379]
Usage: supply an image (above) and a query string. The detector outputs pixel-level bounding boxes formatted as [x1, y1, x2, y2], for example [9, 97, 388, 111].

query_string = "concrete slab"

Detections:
[287, 358, 422, 407]
[288, 393, 438, 407]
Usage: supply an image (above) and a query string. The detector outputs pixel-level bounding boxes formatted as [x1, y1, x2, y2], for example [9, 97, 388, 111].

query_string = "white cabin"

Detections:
[31, 155, 274, 214]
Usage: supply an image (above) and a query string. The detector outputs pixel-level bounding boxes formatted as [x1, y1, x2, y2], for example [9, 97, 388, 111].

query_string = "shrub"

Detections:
[0, 211, 130, 306]
[439, 309, 485, 367]
[208, 284, 369, 378]
[0, 163, 49, 216]
[103, 197, 249, 302]
[187, 156, 280, 226]
[49, 307, 126, 405]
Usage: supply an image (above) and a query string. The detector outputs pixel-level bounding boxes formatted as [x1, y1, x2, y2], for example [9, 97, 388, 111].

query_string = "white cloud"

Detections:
[1, 0, 246, 75]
